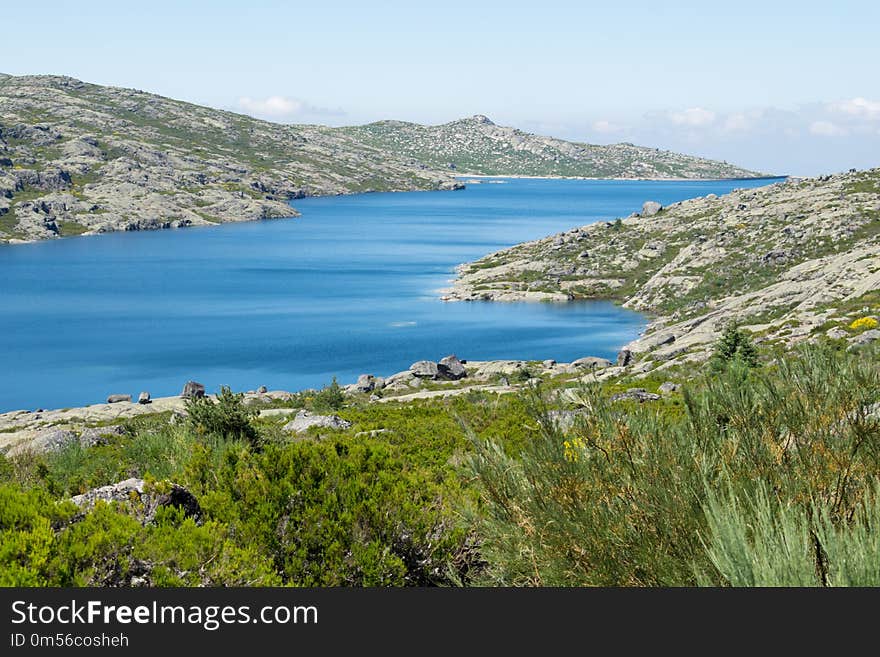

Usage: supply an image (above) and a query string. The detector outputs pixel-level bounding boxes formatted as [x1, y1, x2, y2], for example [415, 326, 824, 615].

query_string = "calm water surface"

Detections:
[0, 177, 781, 411]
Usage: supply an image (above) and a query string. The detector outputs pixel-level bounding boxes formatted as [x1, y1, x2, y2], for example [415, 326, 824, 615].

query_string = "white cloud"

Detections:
[829, 97, 880, 121]
[238, 96, 304, 117]
[809, 120, 848, 137]
[236, 96, 343, 122]
[722, 112, 751, 133]
[592, 119, 622, 133]
[668, 107, 716, 127]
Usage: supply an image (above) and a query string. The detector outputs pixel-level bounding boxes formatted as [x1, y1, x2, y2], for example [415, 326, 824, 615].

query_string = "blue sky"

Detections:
[2, 0, 878, 175]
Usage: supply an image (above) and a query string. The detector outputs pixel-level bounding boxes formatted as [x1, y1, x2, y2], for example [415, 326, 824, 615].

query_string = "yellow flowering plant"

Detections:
[850, 316, 878, 332]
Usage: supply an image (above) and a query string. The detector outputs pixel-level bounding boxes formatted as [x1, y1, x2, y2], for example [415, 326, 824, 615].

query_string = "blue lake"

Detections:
[0, 176, 781, 411]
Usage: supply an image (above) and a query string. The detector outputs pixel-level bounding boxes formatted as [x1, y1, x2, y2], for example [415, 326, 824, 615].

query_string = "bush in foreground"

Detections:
[465, 345, 880, 586]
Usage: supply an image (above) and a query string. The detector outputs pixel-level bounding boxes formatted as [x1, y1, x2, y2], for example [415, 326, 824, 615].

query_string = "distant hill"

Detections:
[0, 74, 461, 242]
[0, 74, 763, 243]
[343, 114, 764, 179]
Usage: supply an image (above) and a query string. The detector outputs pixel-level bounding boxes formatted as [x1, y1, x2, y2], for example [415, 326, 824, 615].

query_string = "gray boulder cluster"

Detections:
[411, 354, 468, 380]
[346, 354, 470, 396]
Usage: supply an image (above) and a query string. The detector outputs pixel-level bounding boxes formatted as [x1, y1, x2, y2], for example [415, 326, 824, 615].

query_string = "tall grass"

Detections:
[465, 345, 880, 586]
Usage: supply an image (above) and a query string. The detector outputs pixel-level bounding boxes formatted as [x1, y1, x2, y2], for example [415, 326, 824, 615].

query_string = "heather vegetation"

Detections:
[1, 337, 877, 587]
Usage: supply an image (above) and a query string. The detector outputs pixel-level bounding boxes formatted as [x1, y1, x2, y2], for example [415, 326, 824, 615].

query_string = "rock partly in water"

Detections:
[282, 410, 352, 435]
[181, 381, 205, 398]
[106, 394, 132, 404]
[438, 354, 468, 380]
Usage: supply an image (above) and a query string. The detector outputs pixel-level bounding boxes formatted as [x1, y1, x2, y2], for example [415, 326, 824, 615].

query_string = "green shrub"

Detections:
[710, 323, 759, 370]
[186, 386, 258, 445]
[186, 438, 476, 586]
[465, 344, 880, 586]
[699, 479, 880, 587]
[312, 377, 345, 412]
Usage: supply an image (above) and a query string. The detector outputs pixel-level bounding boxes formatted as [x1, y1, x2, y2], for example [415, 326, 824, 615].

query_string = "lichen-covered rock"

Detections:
[610, 388, 661, 403]
[282, 410, 352, 434]
[571, 356, 613, 369]
[355, 374, 377, 392]
[70, 477, 201, 524]
[79, 424, 126, 447]
[641, 201, 662, 216]
[410, 360, 440, 379]
[6, 428, 77, 456]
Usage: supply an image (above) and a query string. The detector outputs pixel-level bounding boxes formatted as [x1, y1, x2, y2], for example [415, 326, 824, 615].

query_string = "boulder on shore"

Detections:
[438, 355, 468, 380]
[571, 356, 613, 370]
[181, 381, 205, 398]
[355, 374, 377, 392]
[410, 360, 440, 379]
[137, 391, 151, 404]
[641, 200, 662, 216]
[106, 394, 131, 404]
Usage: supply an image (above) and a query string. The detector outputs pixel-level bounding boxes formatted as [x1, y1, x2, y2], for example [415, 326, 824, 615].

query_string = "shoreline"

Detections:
[1, 175, 786, 247]
[457, 173, 787, 182]
[0, 355, 630, 454]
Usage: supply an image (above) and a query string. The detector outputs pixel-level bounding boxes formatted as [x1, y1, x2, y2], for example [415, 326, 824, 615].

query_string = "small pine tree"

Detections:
[710, 324, 759, 370]
[313, 377, 345, 412]
[185, 385, 259, 446]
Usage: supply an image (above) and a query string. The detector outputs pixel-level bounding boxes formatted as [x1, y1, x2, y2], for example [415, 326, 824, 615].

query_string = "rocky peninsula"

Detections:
[447, 168, 880, 372]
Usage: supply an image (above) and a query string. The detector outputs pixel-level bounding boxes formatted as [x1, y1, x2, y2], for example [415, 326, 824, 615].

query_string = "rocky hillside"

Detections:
[343, 114, 764, 179]
[0, 74, 460, 242]
[0, 74, 765, 244]
[448, 168, 880, 372]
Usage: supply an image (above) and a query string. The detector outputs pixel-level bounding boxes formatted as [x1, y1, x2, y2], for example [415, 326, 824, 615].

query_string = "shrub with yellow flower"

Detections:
[850, 316, 879, 332]
[563, 436, 587, 462]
